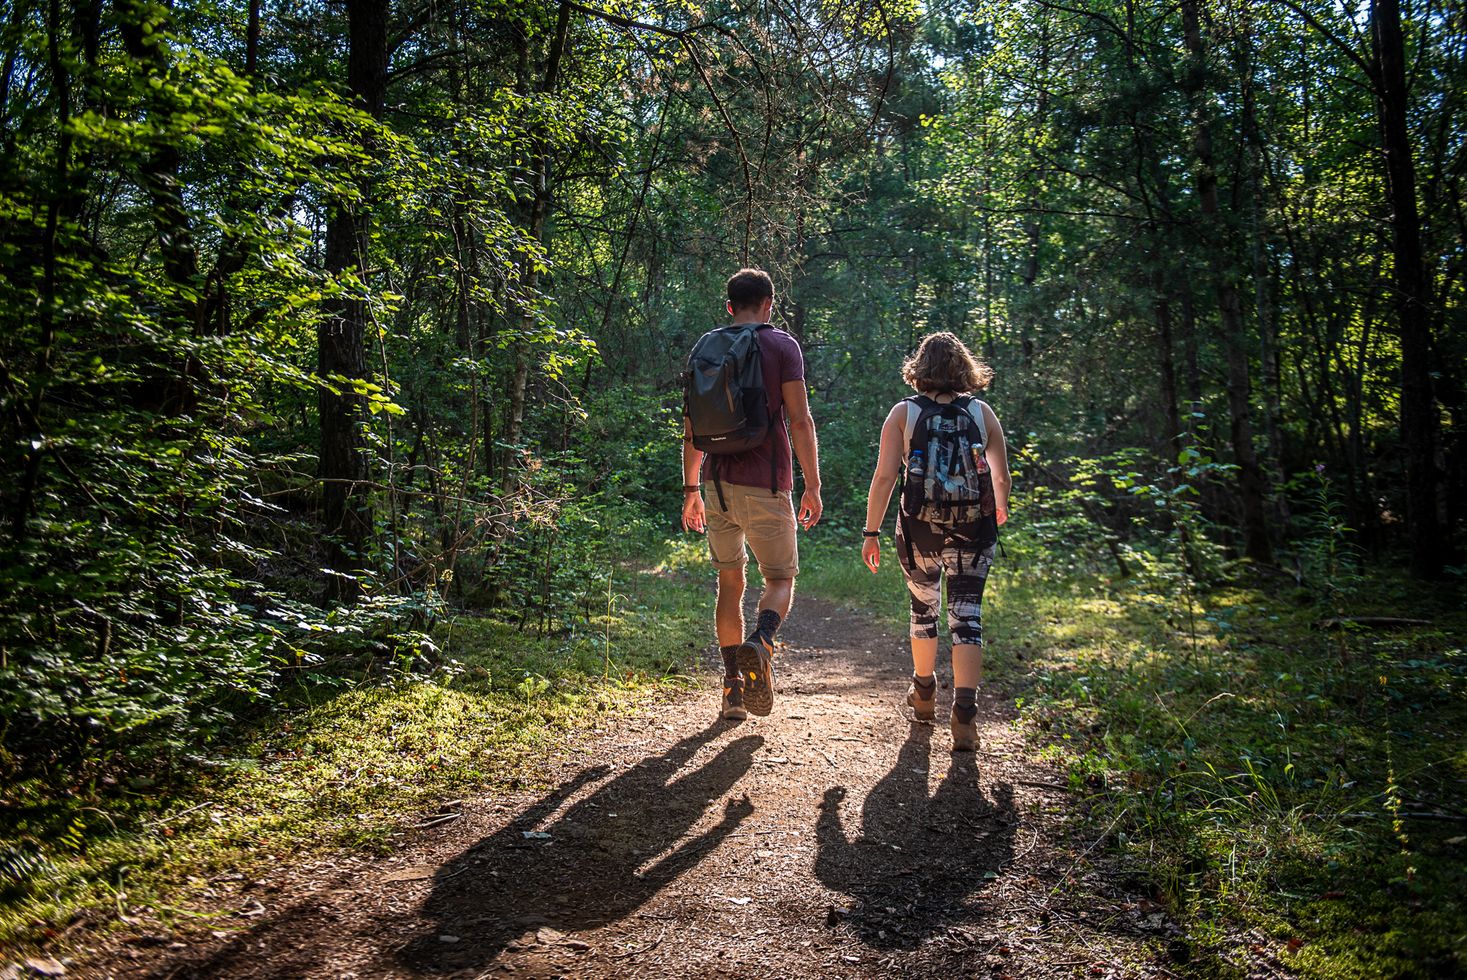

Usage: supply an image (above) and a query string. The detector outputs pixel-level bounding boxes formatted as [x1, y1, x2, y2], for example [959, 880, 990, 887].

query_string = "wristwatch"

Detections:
[683, 485, 702, 494]
[862, 530, 880, 538]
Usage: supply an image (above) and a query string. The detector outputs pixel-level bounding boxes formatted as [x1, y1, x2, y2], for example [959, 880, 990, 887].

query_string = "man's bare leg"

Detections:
[716, 566, 749, 720]
[715, 566, 747, 648]
[759, 576, 794, 624]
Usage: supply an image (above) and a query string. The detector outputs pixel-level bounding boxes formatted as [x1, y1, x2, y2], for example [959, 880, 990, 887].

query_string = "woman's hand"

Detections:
[996, 505, 1008, 527]
[862, 535, 881, 573]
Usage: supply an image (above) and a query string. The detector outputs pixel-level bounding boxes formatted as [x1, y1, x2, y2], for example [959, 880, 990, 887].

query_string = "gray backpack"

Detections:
[684, 323, 776, 505]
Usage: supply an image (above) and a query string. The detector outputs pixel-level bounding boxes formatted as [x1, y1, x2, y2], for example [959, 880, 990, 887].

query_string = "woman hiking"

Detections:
[859, 332, 1012, 751]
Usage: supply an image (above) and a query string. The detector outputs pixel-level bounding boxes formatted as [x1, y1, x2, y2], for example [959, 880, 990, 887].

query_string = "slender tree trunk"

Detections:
[245, 0, 260, 76]
[1372, 0, 1442, 578]
[319, 0, 388, 599]
[1154, 273, 1182, 454]
[503, 0, 571, 494]
[1238, 22, 1288, 524]
[1180, 0, 1273, 564]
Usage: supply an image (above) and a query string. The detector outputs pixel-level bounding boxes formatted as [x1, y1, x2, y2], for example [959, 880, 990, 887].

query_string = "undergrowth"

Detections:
[799, 500, 1466, 978]
[0, 558, 710, 956]
[1001, 557, 1467, 977]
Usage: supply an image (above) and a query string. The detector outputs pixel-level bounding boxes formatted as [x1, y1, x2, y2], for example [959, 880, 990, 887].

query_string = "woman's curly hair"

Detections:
[901, 332, 994, 393]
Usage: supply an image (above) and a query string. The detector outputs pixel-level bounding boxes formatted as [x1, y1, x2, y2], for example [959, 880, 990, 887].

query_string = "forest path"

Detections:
[120, 595, 1173, 980]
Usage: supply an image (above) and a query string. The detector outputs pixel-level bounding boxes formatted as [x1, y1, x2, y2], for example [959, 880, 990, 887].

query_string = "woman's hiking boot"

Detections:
[736, 634, 776, 717]
[906, 674, 937, 721]
[951, 704, 979, 752]
[721, 676, 748, 721]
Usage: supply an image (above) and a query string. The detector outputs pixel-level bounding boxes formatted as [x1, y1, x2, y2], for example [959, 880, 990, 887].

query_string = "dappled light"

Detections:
[2, 0, 1463, 975]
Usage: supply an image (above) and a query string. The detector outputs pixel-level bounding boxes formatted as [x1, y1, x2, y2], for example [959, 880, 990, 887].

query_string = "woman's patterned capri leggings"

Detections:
[895, 519, 996, 644]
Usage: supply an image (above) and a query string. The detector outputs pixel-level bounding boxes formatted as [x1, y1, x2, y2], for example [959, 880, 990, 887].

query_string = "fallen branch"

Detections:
[1317, 616, 1432, 630]
[609, 924, 668, 960]
[413, 812, 462, 829]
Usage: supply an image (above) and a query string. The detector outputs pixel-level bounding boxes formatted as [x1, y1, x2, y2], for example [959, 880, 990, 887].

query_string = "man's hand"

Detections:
[682, 492, 706, 533]
[861, 536, 880, 573]
[996, 505, 1009, 527]
[798, 487, 823, 530]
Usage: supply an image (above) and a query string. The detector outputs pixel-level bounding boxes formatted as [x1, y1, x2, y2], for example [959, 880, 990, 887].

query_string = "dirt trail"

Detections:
[108, 596, 1173, 979]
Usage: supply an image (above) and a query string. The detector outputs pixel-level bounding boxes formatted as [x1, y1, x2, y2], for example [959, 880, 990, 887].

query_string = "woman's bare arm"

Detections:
[865, 403, 906, 534]
[982, 402, 1011, 524]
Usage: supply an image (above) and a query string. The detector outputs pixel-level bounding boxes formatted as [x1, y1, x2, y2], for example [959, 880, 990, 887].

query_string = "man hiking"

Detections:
[681, 268, 822, 721]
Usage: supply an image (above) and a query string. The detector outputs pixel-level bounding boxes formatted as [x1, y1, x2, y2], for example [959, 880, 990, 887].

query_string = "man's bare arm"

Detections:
[681, 417, 706, 532]
[782, 379, 822, 528]
[682, 416, 704, 487]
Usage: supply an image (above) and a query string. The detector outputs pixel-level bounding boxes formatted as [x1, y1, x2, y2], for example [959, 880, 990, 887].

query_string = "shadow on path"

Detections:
[398, 719, 761, 974]
[815, 723, 1017, 949]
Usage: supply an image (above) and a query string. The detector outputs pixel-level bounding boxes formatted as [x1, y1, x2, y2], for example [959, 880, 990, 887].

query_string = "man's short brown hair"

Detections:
[727, 268, 774, 310]
[901, 331, 994, 393]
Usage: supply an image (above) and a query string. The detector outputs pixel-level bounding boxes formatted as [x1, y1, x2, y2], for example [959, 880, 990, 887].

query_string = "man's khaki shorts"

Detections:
[704, 481, 799, 580]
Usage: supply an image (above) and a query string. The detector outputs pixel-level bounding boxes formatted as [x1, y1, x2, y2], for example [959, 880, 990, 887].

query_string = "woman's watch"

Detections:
[863, 529, 880, 538]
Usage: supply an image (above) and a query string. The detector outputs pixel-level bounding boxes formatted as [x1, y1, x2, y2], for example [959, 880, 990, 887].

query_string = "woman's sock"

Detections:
[912, 673, 936, 696]
[953, 686, 977, 723]
[720, 644, 740, 677]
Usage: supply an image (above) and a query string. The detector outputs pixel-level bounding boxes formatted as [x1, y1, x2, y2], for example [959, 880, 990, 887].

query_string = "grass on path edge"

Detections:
[0, 554, 714, 959]
[801, 537, 1467, 980]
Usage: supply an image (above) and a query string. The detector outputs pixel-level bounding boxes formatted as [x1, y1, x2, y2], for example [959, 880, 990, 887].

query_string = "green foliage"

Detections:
[0, 0, 1462, 966]
[0, 560, 707, 950]
[1009, 573, 1467, 977]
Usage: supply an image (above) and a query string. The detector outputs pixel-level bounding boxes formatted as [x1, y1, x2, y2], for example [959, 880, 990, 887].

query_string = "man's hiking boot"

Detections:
[951, 710, 978, 752]
[907, 676, 936, 721]
[736, 634, 776, 717]
[721, 676, 748, 721]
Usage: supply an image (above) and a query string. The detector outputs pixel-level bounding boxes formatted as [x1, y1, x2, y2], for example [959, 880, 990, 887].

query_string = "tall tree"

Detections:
[1179, 0, 1273, 563]
[320, 0, 389, 598]
[1372, 0, 1442, 578]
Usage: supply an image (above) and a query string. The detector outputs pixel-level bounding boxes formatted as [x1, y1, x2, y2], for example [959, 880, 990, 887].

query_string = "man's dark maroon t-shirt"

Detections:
[701, 323, 806, 493]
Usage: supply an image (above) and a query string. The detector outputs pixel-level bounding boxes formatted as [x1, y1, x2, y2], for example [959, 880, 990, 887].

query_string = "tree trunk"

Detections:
[319, 0, 388, 600]
[502, 0, 571, 495]
[1179, 0, 1273, 564]
[1154, 273, 1182, 455]
[1372, 0, 1442, 578]
[1239, 22, 1289, 524]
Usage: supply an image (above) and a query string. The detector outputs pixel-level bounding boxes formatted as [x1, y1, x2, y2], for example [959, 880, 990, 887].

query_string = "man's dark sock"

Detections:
[913, 673, 936, 695]
[751, 608, 781, 643]
[953, 686, 977, 723]
[720, 645, 740, 677]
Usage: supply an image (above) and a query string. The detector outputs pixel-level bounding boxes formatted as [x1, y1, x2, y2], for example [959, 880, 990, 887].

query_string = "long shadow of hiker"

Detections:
[399, 720, 761, 974]
[815, 723, 1017, 949]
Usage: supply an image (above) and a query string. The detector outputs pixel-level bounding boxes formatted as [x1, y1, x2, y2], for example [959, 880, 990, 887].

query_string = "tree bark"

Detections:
[1371, 0, 1442, 577]
[1154, 275, 1182, 455]
[502, 0, 572, 494]
[1179, 0, 1273, 564]
[1239, 21, 1289, 524]
[319, 0, 388, 599]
